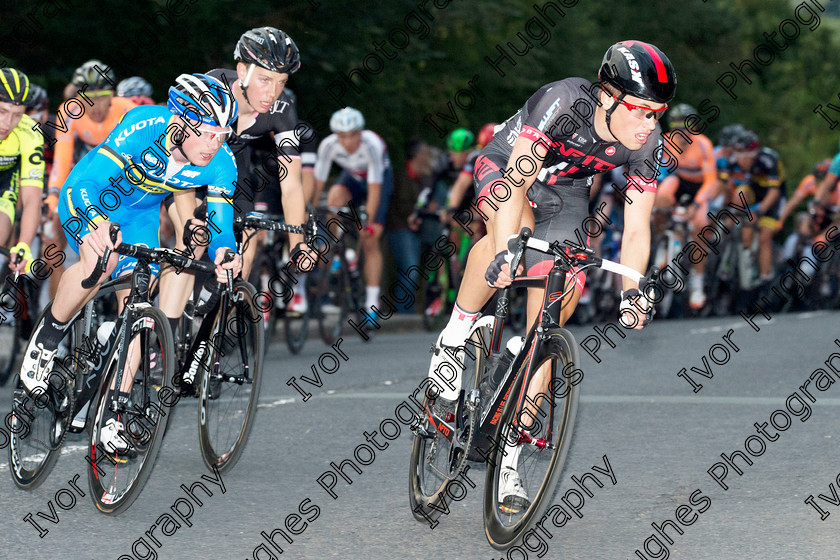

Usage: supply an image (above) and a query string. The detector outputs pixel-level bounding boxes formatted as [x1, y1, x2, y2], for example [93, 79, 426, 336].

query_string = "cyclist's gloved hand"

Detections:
[619, 288, 653, 329]
[290, 242, 316, 273]
[748, 203, 764, 218]
[9, 241, 33, 274]
[485, 250, 512, 288]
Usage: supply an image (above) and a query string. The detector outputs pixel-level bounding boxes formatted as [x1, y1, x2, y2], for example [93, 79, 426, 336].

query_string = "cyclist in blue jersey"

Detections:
[21, 74, 241, 414]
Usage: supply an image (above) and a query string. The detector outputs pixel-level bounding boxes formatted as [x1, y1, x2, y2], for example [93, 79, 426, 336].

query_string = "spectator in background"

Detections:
[386, 138, 433, 312]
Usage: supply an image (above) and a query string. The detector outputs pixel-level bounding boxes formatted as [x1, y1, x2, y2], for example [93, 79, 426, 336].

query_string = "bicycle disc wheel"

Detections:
[87, 306, 174, 514]
[8, 302, 81, 490]
[315, 256, 349, 345]
[198, 280, 264, 474]
[483, 328, 581, 549]
[409, 325, 488, 523]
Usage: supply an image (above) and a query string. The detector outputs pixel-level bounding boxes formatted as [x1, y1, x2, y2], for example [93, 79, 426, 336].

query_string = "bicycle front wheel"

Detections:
[409, 325, 488, 523]
[283, 273, 310, 354]
[87, 306, 174, 514]
[198, 280, 264, 474]
[483, 327, 581, 549]
[314, 255, 349, 345]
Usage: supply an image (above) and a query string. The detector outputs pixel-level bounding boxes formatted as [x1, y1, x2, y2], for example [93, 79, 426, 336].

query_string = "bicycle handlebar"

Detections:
[506, 228, 659, 292]
[82, 223, 220, 290]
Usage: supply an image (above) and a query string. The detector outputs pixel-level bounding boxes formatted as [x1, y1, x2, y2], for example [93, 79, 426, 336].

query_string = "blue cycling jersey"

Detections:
[59, 105, 237, 257]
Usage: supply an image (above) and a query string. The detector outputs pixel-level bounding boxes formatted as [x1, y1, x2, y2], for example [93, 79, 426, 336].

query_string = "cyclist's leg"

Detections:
[497, 188, 588, 507]
[22, 188, 120, 392]
[158, 190, 205, 331]
[428, 158, 534, 399]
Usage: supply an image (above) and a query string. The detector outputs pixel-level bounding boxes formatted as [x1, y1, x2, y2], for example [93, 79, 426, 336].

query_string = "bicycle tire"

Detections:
[409, 325, 488, 523]
[249, 250, 279, 347]
[283, 273, 310, 355]
[483, 327, 581, 549]
[315, 253, 349, 345]
[420, 271, 446, 332]
[87, 306, 174, 514]
[8, 302, 82, 490]
[198, 280, 264, 474]
[0, 323, 19, 386]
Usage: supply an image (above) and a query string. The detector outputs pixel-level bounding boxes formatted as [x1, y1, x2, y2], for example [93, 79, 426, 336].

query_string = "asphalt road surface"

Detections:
[2, 309, 839, 560]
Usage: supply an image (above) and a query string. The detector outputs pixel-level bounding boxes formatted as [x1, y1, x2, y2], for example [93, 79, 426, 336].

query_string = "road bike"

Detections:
[409, 227, 658, 548]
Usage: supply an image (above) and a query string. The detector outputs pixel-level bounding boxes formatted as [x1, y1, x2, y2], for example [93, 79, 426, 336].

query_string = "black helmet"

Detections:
[25, 84, 48, 112]
[599, 40, 676, 104]
[0, 68, 31, 105]
[234, 27, 301, 75]
[718, 124, 745, 147]
[733, 130, 759, 152]
[666, 103, 696, 130]
[72, 59, 115, 90]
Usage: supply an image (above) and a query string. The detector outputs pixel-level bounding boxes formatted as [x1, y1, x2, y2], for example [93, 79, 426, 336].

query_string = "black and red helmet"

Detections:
[599, 40, 677, 104]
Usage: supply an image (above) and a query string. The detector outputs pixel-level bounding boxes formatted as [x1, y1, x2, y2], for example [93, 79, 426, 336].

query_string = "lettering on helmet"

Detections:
[616, 46, 645, 90]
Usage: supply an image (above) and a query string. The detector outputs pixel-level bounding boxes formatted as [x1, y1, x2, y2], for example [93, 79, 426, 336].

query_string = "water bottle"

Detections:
[96, 321, 116, 346]
[330, 254, 341, 273]
[488, 336, 526, 389]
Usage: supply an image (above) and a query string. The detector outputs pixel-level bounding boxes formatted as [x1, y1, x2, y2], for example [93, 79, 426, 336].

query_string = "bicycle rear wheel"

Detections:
[409, 325, 488, 523]
[87, 307, 174, 514]
[420, 271, 446, 332]
[8, 302, 82, 490]
[483, 327, 581, 549]
[198, 281, 264, 474]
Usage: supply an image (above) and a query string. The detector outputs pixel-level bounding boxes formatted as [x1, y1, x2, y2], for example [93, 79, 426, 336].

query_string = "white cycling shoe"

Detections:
[100, 418, 131, 454]
[20, 333, 58, 394]
[427, 332, 466, 401]
[498, 466, 531, 514]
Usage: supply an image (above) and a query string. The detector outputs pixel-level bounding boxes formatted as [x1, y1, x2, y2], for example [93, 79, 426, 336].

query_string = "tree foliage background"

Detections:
[3, 0, 839, 185]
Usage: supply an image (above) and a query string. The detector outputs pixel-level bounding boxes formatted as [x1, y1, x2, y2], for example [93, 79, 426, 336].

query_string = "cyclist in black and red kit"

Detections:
[426, 40, 676, 512]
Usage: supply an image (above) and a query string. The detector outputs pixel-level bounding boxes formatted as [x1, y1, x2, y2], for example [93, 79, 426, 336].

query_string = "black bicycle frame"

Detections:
[475, 257, 571, 445]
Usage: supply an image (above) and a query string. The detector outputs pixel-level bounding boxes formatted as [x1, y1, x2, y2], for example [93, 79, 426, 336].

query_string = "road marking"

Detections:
[256, 393, 840, 406]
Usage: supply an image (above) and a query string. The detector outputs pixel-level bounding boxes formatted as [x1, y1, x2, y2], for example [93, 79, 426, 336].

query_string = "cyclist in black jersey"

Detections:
[161, 27, 314, 318]
[728, 130, 784, 287]
[426, 40, 676, 511]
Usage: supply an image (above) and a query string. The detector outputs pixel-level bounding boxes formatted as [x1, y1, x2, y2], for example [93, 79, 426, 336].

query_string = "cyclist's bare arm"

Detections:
[17, 184, 41, 244]
[778, 186, 809, 227]
[815, 171, 837, 206]
[621, 187, 654, 292]
[302, 167, 315, 204]
[448, 171, 473, 210]
[279, 157, 307, 248]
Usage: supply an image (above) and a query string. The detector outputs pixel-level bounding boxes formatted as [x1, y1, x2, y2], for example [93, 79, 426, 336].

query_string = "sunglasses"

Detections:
[196, 127, 233, 143]
[610, 92, 667, 121]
